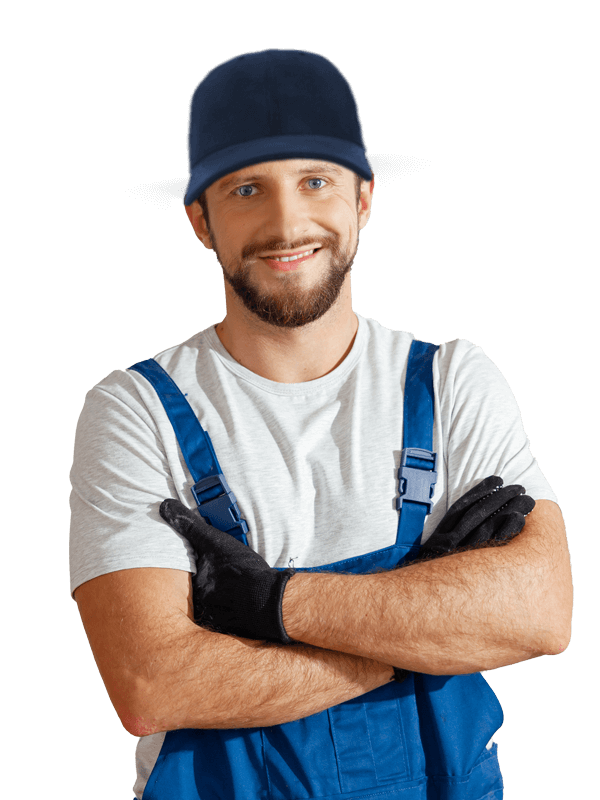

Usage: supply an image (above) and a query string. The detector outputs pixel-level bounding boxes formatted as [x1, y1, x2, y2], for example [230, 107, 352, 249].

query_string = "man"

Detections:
[70, 50, 572, 799]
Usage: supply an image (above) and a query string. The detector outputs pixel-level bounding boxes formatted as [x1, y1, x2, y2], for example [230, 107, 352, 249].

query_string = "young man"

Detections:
[70, 50, 572, 800]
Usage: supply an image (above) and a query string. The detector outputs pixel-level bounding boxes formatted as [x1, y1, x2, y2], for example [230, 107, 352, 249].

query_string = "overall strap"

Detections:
[395, 340, 439, 549]
[128, 359, 249, 542]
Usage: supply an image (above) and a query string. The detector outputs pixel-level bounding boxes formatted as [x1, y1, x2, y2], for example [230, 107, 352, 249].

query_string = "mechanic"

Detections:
[70, 49, 573, 800]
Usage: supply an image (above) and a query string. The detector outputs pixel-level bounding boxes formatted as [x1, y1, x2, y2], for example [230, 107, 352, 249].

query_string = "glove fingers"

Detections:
[500, 493, 536, 518]
[161, 499, 274, 578]
[436, 476, 504, 534]
[459, 494, 535, 547]
[453, 483, 526, 537]
[491, 512, 529, 542]
[160, 498, 239, 557]
[465, 493, 535, 543]
[487, 495, 535, 542]
[460, 512, 523, 547]
[160, 498, 204, 539]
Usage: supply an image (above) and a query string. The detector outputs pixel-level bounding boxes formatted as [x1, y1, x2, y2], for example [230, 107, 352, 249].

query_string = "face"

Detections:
[186, 159, 373, 328]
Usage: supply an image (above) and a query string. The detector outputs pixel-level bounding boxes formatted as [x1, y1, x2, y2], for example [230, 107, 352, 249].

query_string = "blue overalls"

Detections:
[129, 340, 504, 800]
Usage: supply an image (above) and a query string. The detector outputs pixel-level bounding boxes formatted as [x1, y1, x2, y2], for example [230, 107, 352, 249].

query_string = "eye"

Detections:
[307, 178, 327, 189]
[231, 183, 255, 197]
[231, 178, 328, 197]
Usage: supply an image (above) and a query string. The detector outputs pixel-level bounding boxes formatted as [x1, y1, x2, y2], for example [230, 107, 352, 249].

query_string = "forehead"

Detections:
[213, 159, 350, 193]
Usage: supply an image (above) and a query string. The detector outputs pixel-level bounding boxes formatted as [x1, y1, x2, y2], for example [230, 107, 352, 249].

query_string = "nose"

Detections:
[254, 187, 322, 250]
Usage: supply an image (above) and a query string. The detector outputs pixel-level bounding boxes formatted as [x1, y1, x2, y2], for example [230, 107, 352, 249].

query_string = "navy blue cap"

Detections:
[184, 49, 372, 206]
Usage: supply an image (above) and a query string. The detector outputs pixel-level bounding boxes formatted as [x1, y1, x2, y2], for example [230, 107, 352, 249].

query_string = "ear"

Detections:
[185, 202, 213, 250]
[358, 174, 375, 230]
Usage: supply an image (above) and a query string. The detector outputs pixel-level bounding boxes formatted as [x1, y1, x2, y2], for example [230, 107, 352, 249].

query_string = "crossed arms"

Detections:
[281, 499, 572, 670]
[74, 497, 572, 737]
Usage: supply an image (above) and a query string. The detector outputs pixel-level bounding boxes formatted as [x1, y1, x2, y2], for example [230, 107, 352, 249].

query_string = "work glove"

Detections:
[391, 475, 535, 683]
[417, 475, 536, 560]
[160, 475, 535, 654]
[159, 498, 296, 644]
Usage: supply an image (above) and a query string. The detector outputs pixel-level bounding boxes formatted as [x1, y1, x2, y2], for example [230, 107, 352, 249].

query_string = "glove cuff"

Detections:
[274, 568, 297, 645]
[230, 566, 297, 645]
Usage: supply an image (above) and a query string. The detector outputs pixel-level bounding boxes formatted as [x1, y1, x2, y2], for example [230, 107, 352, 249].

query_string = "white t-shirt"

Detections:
[69, 313, 558, 798]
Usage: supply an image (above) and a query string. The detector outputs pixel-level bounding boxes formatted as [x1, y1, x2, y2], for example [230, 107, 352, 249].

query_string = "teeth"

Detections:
[270, 249, 314, 262]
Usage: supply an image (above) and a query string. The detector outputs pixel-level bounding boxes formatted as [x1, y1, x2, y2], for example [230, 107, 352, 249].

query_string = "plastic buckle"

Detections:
[191, 473, 249, 535]
[395, 447, 438, 514]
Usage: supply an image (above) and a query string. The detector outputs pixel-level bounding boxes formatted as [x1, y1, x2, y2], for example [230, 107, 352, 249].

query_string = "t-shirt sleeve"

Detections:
[69, 371, 196, 600]
[435, 340, 558, 514]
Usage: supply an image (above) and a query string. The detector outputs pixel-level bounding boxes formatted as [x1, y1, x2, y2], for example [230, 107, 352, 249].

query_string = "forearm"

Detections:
[130, 622, 393, 736]
[282, 500, 572, 675]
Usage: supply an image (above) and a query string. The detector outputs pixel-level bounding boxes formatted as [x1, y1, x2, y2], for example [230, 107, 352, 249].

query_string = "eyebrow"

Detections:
[216, 162, 345, 192]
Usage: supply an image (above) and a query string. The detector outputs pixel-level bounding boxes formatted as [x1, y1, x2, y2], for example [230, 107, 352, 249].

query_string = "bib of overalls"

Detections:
[129, 341, 504, 800]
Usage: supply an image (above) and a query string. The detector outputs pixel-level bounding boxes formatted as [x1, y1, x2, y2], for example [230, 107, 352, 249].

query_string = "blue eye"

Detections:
[307, 178, 325, 189]
[233, 183, 254, 197]
[232, 178, 327, 197]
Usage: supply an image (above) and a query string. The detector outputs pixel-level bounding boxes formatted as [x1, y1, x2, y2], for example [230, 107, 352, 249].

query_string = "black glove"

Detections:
[391, 476, 535, 683]
[159, 498, 296, 643]
[419, 475, 535, 559]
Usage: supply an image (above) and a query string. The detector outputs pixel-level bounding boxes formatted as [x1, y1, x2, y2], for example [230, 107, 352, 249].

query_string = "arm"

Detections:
[282, 499, 573, 675]
[74, 566, 393, 737]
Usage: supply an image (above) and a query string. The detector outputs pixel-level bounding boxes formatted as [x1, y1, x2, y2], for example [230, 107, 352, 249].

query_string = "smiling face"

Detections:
[186, 159, 373, 328]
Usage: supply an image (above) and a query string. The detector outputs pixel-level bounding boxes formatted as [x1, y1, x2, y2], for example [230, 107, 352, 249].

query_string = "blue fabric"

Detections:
[128, 340, 504, 800]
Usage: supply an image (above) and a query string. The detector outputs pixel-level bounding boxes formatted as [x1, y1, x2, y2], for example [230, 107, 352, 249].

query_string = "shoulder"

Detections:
[433, 338, 516, 405]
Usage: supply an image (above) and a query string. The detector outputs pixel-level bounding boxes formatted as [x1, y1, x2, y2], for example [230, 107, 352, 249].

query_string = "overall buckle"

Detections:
[191, 473, 249, 535]
[396, 448, 438, 514]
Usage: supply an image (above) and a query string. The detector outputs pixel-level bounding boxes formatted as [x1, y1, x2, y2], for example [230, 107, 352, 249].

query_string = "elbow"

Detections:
[530, 561, 573, 657]
[112, 677, 167, 737]
[116, 672, 211, 736]
[523, 627, 571, 658]
[119, 708, 164, 738]
[118, 696, 172, 737]
[528, 616, 572, 658]
[545, 601, 573, 657]
[544, 624, 572, 656]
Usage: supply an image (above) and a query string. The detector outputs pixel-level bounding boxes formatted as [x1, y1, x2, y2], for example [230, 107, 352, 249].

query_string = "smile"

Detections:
[261, 248, 320, 271]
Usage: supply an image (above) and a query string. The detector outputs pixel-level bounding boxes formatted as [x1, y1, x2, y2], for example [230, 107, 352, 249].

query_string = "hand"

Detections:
[420, 475, 536, 559]
[159, 498, 296, 643]
[391, 476, 535, 684]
